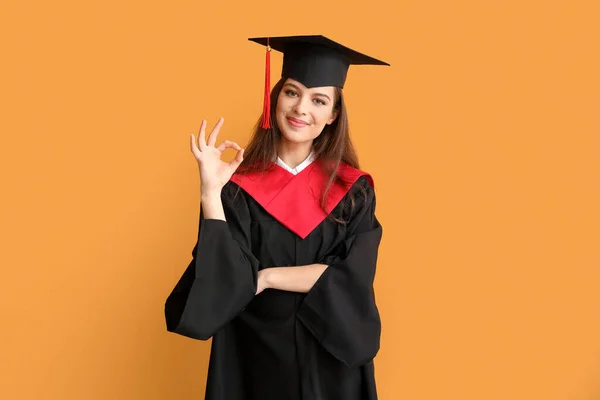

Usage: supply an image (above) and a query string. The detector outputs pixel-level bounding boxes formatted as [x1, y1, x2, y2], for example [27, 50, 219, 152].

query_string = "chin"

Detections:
[279, 129, 314, 144]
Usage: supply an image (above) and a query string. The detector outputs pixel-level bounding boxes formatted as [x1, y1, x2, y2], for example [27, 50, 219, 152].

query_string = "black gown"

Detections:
[165, 162, 383, 400]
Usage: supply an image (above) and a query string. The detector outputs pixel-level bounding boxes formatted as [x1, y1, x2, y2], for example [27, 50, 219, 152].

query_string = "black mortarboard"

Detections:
[248, 35, 390, 128]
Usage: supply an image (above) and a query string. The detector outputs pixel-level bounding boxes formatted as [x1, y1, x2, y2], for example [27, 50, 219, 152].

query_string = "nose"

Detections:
[292, 97, 309, 115]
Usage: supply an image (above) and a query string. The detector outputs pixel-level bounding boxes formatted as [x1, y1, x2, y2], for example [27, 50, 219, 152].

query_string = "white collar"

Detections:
[276, 151, 316, 175]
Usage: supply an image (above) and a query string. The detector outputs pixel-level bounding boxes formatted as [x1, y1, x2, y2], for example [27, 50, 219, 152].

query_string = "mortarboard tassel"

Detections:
[260, 38, 272, 129]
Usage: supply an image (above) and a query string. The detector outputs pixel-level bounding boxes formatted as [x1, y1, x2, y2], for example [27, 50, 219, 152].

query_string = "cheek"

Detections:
[314, 108, 334, 124]
[276, 94, 291, 112]
[275, 98, 286, 121]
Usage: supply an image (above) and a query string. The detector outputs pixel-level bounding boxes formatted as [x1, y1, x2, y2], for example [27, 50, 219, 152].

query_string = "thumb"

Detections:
[229, 148, 244, 171]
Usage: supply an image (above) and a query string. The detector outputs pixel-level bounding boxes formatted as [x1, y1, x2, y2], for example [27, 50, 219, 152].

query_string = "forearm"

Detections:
[201, 190, 226, 220]
[264, 264, 328, 293]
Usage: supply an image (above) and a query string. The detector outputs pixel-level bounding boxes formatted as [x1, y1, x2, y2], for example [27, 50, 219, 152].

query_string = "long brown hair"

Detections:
[237, 76, 365, 222]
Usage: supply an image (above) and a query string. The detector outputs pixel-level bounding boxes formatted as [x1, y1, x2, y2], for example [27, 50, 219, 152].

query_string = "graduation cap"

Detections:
[248, 35, 390, 128]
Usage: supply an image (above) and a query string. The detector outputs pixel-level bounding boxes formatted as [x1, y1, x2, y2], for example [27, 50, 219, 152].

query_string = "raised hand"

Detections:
[190, 117, 244, 194]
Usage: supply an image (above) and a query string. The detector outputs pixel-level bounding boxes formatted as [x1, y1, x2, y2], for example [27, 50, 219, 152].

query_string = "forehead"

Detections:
[284, 78, 336, 95]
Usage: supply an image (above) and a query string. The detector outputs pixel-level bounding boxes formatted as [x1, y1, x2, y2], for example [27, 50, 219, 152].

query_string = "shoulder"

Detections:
[337, 163, 375, 196]
[345, 176, 376, 208]
[337, 162, 374, 185]
[334, 165, 377, 223]
[219, 180, 248, 210]
[351, 175, 375, 196]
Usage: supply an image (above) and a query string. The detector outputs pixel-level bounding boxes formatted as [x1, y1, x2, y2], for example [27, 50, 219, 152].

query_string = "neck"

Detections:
[277, 140, 313, 169]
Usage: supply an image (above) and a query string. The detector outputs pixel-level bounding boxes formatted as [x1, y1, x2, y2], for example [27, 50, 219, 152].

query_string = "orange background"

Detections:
[1, 0, 599, 399]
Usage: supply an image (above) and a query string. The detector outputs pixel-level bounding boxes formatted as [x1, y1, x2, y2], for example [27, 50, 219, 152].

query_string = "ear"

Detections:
[326, 109, 339, 125]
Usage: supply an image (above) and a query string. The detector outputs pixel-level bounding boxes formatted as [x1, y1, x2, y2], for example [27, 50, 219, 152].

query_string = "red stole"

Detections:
[230, 161, 372, 239]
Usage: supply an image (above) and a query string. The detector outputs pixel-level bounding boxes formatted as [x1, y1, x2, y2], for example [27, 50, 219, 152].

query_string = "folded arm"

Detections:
[257, 263, 329, 294]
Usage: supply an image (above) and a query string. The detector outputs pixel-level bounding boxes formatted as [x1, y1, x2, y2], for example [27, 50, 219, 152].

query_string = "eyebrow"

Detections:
[284, 83, 332, 102]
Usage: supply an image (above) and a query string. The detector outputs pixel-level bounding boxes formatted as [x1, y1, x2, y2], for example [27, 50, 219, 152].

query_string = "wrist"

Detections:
[200, 188, 226, 220]
[201, 188, 222, 201]
[262, 268, 278, 289]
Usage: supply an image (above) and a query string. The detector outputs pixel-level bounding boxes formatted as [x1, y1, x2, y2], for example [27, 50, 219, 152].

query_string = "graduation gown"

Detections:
[165, 160, 383, 400]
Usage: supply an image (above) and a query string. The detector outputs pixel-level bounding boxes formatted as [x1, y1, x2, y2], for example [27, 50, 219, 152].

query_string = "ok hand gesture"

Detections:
[190, 118, 244, 193]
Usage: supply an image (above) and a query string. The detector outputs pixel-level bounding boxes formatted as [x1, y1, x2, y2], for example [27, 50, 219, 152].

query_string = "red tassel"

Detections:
[261, 38, 272, 129]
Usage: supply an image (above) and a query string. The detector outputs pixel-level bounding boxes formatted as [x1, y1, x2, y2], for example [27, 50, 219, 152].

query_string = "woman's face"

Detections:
[275, 78, 338, 145]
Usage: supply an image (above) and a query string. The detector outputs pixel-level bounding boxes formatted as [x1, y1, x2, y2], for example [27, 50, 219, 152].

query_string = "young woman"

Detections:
[165, 35, 389, 400]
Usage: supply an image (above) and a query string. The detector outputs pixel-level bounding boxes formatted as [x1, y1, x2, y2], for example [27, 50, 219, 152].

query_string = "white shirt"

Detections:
[276, 152, 316, 175]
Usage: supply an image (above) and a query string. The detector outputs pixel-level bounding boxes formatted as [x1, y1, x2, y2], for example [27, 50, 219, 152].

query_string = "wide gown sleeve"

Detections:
[164, 183, 259, 340]
[296, 182, 383, 368]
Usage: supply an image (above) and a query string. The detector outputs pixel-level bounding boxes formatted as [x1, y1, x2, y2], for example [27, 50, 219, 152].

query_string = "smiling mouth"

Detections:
[287, 117, 309, 126]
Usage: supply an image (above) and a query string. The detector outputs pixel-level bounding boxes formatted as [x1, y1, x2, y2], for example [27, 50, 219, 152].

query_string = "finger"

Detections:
[207, 117, 224, 147]
[216, 140, 242, 153]
[190, 134, 202, 159]
[198, 120, 207, 150]
[216, 140, 231, 152]
[229, 148, 245, 171]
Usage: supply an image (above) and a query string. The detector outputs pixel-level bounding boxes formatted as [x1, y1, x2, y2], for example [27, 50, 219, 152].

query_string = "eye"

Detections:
[314, 98, 327, 106]
[285, 89, 298, 97]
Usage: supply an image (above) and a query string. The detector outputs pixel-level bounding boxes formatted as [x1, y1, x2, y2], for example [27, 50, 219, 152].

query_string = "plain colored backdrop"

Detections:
[1, 0, 599, 399]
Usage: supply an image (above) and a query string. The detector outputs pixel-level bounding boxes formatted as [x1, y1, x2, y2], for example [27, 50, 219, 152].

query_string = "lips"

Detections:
[287, 116, 309, 127]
